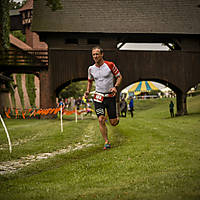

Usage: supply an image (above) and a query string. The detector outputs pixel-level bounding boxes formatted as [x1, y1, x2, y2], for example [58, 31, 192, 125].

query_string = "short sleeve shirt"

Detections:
[88, 61, 121, 93]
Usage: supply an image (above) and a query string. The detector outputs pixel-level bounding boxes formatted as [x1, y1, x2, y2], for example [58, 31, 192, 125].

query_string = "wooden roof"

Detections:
[32, 0, 200, 34]
[10, 34, 32, 50]
[19, 0, 33, 12]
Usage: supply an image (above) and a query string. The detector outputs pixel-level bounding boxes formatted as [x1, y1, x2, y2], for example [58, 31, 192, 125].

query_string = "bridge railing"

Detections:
[0, 49, 48, 67]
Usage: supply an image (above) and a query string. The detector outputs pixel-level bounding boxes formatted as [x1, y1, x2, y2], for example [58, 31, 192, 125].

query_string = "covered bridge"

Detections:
[32, 0, 200, 115]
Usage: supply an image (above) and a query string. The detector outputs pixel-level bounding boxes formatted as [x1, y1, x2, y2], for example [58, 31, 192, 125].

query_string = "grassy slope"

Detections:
[0, 96, 199, 200]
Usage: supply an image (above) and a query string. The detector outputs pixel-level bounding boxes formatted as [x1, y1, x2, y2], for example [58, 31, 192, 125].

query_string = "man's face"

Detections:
[92, 48, 103, 64]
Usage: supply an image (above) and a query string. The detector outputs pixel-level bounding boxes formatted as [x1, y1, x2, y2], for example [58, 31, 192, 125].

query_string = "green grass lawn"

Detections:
[0, 96, 200, 200]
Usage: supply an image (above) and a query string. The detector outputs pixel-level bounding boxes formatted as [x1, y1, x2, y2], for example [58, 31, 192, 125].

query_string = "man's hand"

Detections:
[84, 91, 90, 99]
[109, 87, 118, 96]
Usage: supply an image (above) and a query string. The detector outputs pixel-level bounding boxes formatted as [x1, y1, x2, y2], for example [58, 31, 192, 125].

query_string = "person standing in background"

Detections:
[120, 98, 127, 117]
[129, 97, 134, 118]
[169, 100, 174, 117]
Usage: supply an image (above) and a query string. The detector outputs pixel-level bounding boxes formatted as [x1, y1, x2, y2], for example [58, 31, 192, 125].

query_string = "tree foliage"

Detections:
[9, 0, 27, 9]
[0, 0, 10, 50]
[1, 0, 62, 50]
[45, 0, 63, 11]
[11, 30, 26, 42]
[9, 0, 62, 10]
[59, 81, 95, 99]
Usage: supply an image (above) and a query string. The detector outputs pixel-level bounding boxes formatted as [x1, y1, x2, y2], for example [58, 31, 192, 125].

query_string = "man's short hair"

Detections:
[92, 46, 103, 54]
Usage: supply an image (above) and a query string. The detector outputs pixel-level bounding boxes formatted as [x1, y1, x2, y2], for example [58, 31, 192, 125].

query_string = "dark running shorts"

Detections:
[94, 97, 117, 119]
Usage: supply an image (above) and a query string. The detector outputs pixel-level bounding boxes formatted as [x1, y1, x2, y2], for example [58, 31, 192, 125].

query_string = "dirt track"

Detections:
[0, 142, 93, 175]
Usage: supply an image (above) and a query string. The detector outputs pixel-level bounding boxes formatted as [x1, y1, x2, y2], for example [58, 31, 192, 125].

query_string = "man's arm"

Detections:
[115, 74, 122, 88]
[110, 74, 122, 95]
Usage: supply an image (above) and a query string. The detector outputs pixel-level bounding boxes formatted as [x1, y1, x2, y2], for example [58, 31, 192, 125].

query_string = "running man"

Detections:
[84, 46, 122, 150]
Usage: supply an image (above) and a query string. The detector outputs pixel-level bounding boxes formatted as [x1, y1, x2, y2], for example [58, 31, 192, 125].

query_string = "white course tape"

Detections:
[0, 114, 12, 153]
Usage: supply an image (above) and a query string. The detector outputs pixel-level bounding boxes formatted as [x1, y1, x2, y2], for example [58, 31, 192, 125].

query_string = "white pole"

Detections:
[75, 106, 77, 123]
[0, 114, 12, 153]
[60, 106, 63, 133]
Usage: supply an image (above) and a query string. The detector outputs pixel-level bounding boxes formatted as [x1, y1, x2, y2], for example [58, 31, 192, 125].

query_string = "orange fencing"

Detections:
[3, 107, 93, 119]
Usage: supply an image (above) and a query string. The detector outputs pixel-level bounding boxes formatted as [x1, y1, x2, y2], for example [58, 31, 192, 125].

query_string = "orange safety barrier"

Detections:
[5, 108, 11, 119]
[3, 107, 93, 119]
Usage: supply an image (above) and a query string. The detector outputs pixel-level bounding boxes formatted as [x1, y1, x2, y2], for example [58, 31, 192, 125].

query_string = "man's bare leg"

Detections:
[109, 117, 119, 126]
[98, 115, 108, 142]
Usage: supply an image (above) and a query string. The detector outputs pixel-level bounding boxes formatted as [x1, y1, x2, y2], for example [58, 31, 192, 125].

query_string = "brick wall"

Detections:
[25, 26, 47, 49]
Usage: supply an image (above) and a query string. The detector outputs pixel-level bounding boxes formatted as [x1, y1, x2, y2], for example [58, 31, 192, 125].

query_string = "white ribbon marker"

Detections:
[75, 106, 77, 123]
[0, 114, 12, 153]
[60, 106, 63, 133]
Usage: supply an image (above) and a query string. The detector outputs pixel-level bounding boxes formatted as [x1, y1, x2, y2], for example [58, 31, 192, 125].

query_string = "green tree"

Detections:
[0, 0, 10, 51]
[9, 0, 26, 9]
[0, 0, 62, 51]
[45, 0, 62, 11]
[59, 81, 95, 99]
[11, 30, 26, 42]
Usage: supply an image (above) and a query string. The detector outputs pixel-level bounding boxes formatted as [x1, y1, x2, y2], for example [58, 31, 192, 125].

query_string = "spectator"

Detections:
[169, 100, 174, 117]
[120, 98, 127, 117]
[129, 97, 134, 118]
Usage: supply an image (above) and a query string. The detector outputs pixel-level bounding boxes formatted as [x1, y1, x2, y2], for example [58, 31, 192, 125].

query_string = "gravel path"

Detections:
[0, 142, 94, 175]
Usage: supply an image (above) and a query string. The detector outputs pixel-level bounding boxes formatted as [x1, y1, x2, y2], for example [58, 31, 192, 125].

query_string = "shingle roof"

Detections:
[32, 0, 200, 34]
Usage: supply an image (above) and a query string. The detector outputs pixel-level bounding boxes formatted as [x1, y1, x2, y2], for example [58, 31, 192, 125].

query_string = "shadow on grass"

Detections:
[163, 111, 200, 120]
[186, 112, 200, 117]
[62, 116, 97, 121]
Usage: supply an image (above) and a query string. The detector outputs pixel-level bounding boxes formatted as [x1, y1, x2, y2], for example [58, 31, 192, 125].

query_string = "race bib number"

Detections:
[94, 93, 104, 103]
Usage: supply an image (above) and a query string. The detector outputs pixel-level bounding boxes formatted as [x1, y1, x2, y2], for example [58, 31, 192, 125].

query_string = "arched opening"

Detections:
[121, 79, 180, 97]
[55, 78, 96, 111]
[55, 78, 87, 97]
[120, 79, 186, 116]
[186, 82, 200, 114]
[186, 82, 200, 97]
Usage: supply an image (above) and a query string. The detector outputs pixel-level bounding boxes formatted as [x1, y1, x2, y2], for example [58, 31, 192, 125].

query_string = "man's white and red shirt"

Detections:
[88, 61, 121, 93]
